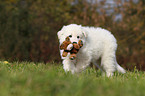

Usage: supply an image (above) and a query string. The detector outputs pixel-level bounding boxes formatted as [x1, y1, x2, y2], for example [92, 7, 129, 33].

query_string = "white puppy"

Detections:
[57, 24, 125, 77]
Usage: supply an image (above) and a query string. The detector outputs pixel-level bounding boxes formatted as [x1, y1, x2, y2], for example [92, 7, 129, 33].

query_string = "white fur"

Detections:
[57, 24, 126, 77]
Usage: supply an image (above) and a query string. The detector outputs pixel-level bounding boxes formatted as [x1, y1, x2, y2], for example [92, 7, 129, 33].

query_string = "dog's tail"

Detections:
[116, 63, 126, 74]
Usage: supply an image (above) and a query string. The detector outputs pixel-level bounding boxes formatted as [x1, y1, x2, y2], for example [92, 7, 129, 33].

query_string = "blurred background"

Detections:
[0, 0, 144, 70]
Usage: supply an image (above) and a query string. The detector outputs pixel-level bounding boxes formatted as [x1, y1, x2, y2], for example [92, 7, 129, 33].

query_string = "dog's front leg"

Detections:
[62, 58, 76, 74]
[74, 57, 91, 73]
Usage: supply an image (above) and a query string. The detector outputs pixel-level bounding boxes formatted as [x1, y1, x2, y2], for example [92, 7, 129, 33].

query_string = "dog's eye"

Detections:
[77, 36, 80, 39]
[69, 35, 72, 38]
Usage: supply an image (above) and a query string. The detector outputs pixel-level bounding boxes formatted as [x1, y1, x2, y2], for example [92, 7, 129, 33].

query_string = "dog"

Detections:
[57, 24, 125, 77]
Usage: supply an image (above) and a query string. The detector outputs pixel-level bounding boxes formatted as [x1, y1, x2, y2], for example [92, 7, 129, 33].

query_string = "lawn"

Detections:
[0, 61, 145, 96]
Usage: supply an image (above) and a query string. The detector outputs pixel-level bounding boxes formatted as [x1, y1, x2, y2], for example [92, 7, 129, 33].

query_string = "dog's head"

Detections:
[57, 24, 87, 45]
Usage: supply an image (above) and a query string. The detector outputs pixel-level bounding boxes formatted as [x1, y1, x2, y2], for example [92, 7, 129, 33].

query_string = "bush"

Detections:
[0, 0, 144, 70]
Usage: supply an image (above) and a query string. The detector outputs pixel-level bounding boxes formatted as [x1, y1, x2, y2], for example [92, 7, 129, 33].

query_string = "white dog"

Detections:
[57, 24, 125, 77]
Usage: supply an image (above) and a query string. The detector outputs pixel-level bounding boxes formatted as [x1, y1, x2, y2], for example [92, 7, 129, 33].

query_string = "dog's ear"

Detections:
[81, 28, 87, 38]
[57, 26, 66, 39]
[57, 31, 62, 40]
[82, 31, 87, 38]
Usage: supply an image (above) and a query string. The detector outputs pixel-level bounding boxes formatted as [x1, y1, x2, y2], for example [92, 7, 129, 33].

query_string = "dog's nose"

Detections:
[73, 42, 77, 44]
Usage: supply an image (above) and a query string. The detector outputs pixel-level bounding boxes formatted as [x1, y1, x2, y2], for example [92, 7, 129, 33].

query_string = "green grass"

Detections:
[0, 61, 145, 96]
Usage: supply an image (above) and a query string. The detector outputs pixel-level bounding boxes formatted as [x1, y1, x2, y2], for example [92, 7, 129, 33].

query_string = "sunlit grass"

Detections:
[0, 61, 145, 96]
